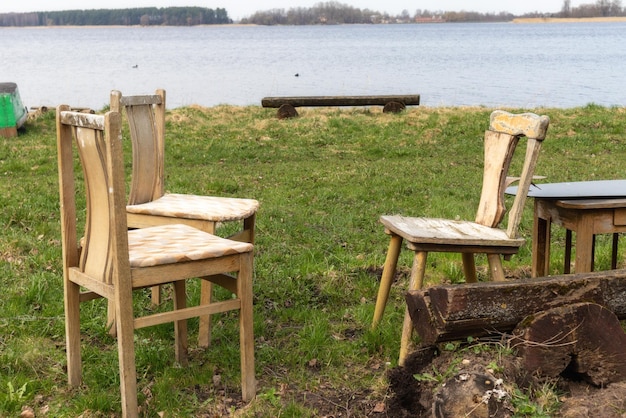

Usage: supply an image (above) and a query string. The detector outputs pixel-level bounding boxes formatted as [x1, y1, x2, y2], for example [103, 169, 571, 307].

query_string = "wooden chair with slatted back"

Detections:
[56, 106, 256, 417]
[371, 110, 550, 365]
[110, 89, 259, 346]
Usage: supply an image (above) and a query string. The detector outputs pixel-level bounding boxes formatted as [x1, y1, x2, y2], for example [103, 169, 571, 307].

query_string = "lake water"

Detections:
[1, 22, 625, 110]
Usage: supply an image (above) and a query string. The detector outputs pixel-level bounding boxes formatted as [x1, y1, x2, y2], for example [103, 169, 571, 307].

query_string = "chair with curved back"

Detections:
[371, 110, 550, 365]
[110, 89, 259, 346]
[56, 107, 256, 417]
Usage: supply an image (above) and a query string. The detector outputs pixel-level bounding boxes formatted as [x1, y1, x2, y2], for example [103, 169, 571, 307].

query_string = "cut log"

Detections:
[512, 302, 626, 386]
[405, 269, 626, 345]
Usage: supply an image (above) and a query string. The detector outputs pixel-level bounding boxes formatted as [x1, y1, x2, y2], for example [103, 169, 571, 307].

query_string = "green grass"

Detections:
[1, 104, 625, 416]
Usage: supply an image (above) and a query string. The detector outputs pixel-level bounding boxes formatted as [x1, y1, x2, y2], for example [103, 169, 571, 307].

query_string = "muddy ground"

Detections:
[384, 345, 626, 417]
[199, 341, 626, 417]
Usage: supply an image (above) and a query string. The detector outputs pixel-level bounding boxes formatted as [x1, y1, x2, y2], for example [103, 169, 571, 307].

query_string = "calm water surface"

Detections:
[1, 22, 625, 109]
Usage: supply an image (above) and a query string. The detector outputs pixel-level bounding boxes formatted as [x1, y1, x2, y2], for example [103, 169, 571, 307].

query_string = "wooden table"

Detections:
[506, 180, 626, 277]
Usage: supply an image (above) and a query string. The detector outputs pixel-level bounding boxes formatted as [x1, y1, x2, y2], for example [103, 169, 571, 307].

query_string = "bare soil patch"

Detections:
[196, 343, 626, 417]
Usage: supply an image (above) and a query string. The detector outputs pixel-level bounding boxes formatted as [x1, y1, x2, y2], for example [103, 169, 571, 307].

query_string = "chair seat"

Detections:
[128, 224, 253, 268]
[126, 193, 259, 222]
[380, 215, 524, 248]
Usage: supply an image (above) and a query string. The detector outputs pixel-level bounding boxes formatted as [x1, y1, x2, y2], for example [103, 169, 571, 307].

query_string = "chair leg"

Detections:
[372, 234, 403, 328]
[198, 281, 213, 348]
[244, 214, 256, 244]
[461, 253, 477, 283]
[228, 214, 256, 243]
[487, 254, 506, 281]
[151, 285, 162, 305]
[114, 289, 139, 418]
[173, 280, 188, 366]
[238, 252, 256, 402]
[107, 299, 117, 337]
[399, 251, 427, 366]
[199, 216, 255, 348]
[65, 279, 82, 386]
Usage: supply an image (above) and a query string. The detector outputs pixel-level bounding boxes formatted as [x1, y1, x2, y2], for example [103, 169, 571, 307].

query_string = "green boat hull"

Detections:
[1, 82, 28, 138]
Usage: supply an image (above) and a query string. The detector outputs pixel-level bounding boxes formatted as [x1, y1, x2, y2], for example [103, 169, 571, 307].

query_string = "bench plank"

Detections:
[261, 94, 420, 108]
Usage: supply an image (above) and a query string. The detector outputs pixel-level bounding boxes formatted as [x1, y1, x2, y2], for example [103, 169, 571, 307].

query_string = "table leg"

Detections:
[574, 217, 594, 273]
[612, 233, 619, 270]
[591, 235, 596, 272]
[564, 230, 572, 274]
[532, 200, 550, 277]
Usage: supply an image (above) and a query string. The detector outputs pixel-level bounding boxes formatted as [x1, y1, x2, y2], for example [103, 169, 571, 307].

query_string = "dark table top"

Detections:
[506, 179, 626, 199]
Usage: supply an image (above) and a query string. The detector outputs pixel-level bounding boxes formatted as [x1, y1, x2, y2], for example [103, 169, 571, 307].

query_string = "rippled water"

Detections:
[2, 22, 625, 109]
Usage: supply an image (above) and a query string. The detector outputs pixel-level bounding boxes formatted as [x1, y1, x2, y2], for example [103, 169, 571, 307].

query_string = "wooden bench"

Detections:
[261, 94, 420, 118]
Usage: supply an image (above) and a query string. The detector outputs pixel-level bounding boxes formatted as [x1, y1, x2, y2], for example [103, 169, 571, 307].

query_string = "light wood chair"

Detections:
[56, 107, 256, 417]
[110, 89, 259, 346]
[372, 110, 550, 365]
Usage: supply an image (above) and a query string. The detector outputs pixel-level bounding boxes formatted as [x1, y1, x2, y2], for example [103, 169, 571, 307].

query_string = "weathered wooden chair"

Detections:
[56, 107, 256, 417]
[110, 89, 259, 346]
[372, 110, 550, 365]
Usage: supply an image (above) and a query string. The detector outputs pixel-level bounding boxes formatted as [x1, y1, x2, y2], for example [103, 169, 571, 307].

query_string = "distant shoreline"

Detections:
[2, 17, 626, 29]
[0, 23, 256, 29]
[513, 16, 626, 23]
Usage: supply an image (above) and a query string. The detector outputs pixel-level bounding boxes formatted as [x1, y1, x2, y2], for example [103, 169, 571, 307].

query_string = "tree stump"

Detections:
[433, 372, 511, 418]
[512, 302, 626, 386]
[277, 104, 298, 119]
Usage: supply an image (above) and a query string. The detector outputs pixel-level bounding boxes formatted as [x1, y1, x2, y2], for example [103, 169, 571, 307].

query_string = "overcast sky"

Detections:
[0, 1, 578, 21]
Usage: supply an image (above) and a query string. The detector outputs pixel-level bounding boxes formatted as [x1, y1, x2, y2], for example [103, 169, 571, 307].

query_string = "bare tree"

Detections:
[597, 0, 611, 15]
[561, 0, 571, 16]
[609, 0, 624, 15]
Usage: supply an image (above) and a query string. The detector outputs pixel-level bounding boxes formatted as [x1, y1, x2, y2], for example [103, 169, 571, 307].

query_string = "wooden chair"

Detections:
[110, 89, 259, 346]
[56, 107, 256, 417]
[372, 110, 550, 365]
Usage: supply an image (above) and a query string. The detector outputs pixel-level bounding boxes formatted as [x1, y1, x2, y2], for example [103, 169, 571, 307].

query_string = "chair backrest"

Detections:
[475, 110, 549, 238]
[110, 89, 166, 205]
[56, 106, 129, 285]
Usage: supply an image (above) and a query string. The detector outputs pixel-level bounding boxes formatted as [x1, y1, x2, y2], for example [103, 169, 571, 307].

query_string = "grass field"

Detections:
[1, 103, 625, 416]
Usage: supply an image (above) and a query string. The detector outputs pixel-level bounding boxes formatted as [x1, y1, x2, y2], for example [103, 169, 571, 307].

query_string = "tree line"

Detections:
[560, 0, 624, 17]
[0, 7, 231, 27]
[242, 0, 625, 25]
[1, 1, 623, 27]
[241, 2, 514, 25]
